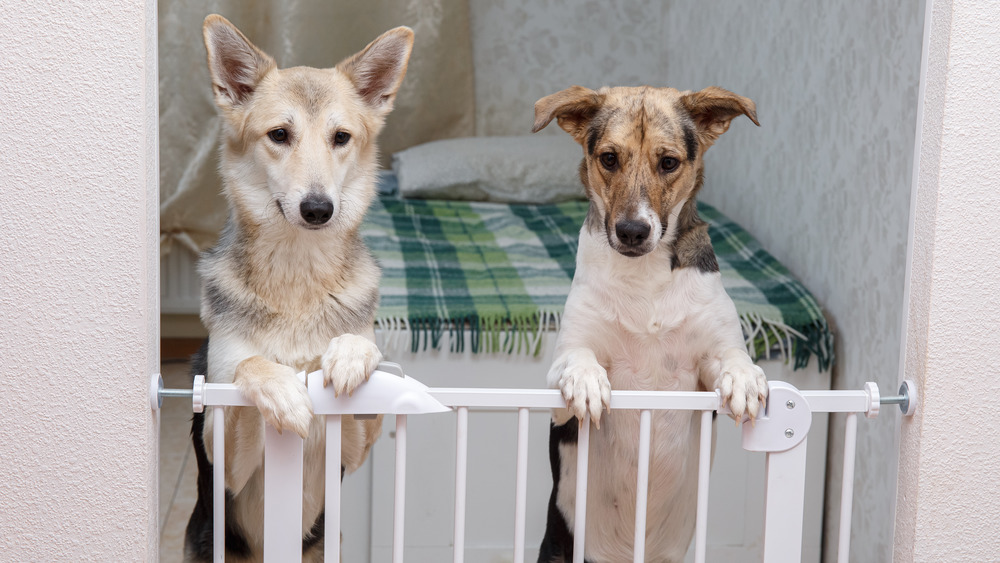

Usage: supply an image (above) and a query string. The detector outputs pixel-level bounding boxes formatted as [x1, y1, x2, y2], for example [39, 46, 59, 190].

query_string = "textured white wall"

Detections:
[471, 1, 924, 560]
[895, 0, 1000, 560]
[0, 1, 160, 560]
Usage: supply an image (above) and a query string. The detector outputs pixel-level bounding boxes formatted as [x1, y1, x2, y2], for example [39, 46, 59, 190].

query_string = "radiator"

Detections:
[161, 246, 202, 315]
[152, 368, 916, 563]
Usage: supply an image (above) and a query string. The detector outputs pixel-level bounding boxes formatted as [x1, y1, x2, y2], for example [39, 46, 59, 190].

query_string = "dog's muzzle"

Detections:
[300, 195, 334, 226]
[613, 219, 652, 256]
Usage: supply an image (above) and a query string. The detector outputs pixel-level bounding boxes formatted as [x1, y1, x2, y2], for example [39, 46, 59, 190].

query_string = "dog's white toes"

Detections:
[268, 395, 313, 439]
[600, 374, 611, 409]
[322, 334, 383, 397]
[562, 374, 584, 423]
[720, 375, 733, 406]
[558, 360, 610, 428]
[558, 378, 578, 417]
[756, 369, 769, 398]
[590, 374, 611, 427]
[721, 363, 767, 424]
[728, 378, 747, 420]
[745, 390, 761, 420]
[574, 375, 592, 423]
[237, 373, 314, 439]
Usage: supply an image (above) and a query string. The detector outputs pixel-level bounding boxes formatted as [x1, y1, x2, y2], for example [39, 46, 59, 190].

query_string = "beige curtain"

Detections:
[159, 0, 475, 254]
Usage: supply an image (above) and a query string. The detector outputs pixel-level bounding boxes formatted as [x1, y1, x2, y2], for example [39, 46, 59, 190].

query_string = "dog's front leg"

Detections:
[548, 347, 612, 428]
[323, 330, 384, 471]
[321, 329, 383, 397]
[713, 347, 768, 423]
[202, 355, 314, 494]
[233, 355, 315, 437]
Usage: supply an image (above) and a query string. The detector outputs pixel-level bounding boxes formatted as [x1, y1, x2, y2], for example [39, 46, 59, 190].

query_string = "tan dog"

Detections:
[533, 86, 768, 562]
[183, 15, 413, 562]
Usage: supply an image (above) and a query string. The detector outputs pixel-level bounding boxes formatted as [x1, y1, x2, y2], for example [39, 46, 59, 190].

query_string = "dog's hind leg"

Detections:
[185, 340, 255, 562]
[538, 489, 574, 563]
[539, 418, 589, 563]
[337, 413, 385, 474]
[358, 414, 384, 465]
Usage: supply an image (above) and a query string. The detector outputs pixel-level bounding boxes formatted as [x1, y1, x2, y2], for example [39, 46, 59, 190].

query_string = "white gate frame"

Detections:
[152, 366, 917, 563]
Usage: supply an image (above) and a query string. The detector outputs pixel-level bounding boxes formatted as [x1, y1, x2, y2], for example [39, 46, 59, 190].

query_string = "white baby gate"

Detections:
[151, 365, 917, 563]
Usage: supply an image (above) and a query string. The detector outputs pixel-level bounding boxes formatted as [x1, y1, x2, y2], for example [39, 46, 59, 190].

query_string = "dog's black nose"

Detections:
[615, 220, 651, 247]
[300, 195, 334, 225]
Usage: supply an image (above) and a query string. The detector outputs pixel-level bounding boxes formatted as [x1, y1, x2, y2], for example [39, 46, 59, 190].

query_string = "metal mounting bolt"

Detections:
[784, 428, 795, 439]
[786, 400, 796, 409]
[880, 380, 917, 416]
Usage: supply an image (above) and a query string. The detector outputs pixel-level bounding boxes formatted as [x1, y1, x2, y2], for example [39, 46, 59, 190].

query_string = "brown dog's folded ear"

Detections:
[338, 27, 414, 113]
[680, 86, 759, 149]
[532, 86, 603, 142]
[203, 15, 276, 110]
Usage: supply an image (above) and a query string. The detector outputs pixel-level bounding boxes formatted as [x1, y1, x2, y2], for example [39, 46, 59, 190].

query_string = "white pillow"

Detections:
[392, 135, 587, 203]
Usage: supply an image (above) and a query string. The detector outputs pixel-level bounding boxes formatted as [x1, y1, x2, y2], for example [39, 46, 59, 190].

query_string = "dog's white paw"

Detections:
[556, 358, 612, 428]
[235, 366, 314, 439]
[720, 361, 768, 423]
[322, 334, 383, 397]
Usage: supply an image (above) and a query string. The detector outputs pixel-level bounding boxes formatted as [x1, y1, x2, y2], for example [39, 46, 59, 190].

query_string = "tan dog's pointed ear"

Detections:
[532, 86, 603, 143]
[338, 26, 414, 114]
[203, 15, 276, 110]
[680, 86, 759, 149]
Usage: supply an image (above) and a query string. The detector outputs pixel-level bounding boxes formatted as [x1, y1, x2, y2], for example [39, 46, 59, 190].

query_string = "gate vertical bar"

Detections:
[326, 414, 343, 563]
[263, 424, 304, 562]
[760, 437, 809, 563]
[633, 409, 652, 563]
[513, 407, 530, 563]
[454, 407, 469, 563]
[572, 414, 590, 563]
[213, 406, 225, 563]
[837, 413, 859, 563]
[694, 410, 713, 563]
[393, 415, 408, 563]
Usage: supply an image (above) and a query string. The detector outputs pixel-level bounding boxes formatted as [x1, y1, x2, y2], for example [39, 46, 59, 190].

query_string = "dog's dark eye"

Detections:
[660, 156, 680, 173]
[267, 128, 288, 144]
[333, 131, 351, 146]
[599, 152, 618, 170]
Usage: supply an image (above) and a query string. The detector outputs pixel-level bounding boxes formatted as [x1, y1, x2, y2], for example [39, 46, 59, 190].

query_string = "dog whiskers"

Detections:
[260, 192, 286, 225]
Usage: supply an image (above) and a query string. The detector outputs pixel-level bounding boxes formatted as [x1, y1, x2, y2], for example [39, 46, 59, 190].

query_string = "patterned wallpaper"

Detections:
[470, 0, 667, 136]
[470, 0, 925, 560]
[656, 3, 924, 560]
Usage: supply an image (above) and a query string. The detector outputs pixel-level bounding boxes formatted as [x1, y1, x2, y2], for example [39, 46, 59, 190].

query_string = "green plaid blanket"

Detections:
[362, 197, 833, 371]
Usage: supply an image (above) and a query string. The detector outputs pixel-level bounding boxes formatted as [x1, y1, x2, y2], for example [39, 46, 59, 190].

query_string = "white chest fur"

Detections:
[559, 229, 740, 391]
[551, 228, 749, 560]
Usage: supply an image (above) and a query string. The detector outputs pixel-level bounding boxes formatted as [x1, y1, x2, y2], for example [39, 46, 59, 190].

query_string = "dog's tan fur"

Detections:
[534, 85, 766, 562]
[534, 85, 759, 267]
[184, 15, 413, 562]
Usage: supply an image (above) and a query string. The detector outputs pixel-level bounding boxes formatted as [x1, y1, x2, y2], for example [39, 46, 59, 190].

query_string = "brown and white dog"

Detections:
[183, 15, 413, 562]
[533, 86, 769, 562]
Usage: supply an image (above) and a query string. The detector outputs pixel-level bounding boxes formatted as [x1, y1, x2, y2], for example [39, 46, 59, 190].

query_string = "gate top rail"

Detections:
[150, 362, 917, 419]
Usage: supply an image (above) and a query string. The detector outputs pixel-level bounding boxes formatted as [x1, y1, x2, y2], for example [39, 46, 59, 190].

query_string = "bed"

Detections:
[363, 194, 833, 370]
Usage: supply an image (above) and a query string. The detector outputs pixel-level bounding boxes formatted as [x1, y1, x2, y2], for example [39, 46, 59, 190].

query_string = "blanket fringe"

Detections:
[738, 312, 834, 371]
[375, 310, 562, 358]
[374, 311, 833, 371]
